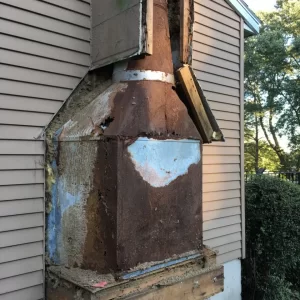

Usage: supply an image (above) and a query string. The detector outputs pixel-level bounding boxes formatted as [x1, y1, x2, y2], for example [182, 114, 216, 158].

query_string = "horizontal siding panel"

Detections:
[0, 95, 62, 114]
[0, 256, 43, 280]
[222, 129, 240, 139]
[203, 189, 241, 202]
[0, 184, 44, 201]
[195, 14, 239, 38]
[195, 3, 239, 30]
[0, 242, 43, 264]
[0, 65, 79, 88]
[0, 213, 44, 232]
[203, 155, 240, 165]
[195, 71, 239, 89]
[0, 227, 43, 249]
[193, 52, 239, 72]
[0, 0, 90, 28]
[193, 61, 239, 81]
[204, 224, 241, 240]
[0, 4, 90, 40]
[200, 81, 239, 97]
[203, 198, 241, 212]
[0, 49, 87, 78]
[193, 32, 239, 55]
[215, 241, 241, 255]
[205, 138, 240, 147]
[205, 232, 241, 248]
[217, 249, 242, 264]
[212, 0, 236, 10]
[0, 110, 52, 127]
[0, 271, 43, 295]
[0, 141, 44, 155]
[203, 181, 240, 193]
[203, 172, 240, 183]
[0, 171, 44, 186]
[0, 80, 70, 101]
[0, 284, 43, 300]
[197, 0, 240, 21]
[205, 92, 240, 106]
[203, 215, 241, 231]
[203, 146, 240, 155]
[38, 0, 90, 15]
[0, 155, 43, 170]
[203, 206, 241, 222]
[0, 199, 44, 216]
[212, 110, 240, 123]
[217, 120, 240, 130]
[194, 43, 239, 64]
[0, 19, 90, 53]
[203, 164, 240, 174]
[0, 126, 43, 140]
[209, 100, 240, 112]
[0, 34, 90, 66]
[194, 23, 239, 47]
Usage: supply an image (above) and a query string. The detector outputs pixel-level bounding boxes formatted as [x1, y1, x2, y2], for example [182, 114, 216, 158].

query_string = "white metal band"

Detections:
[113, 70, 175, 85]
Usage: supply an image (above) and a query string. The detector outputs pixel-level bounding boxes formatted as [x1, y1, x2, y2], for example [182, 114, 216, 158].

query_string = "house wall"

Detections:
[192, 0, 243, 264]
[0, 0, 91, 299]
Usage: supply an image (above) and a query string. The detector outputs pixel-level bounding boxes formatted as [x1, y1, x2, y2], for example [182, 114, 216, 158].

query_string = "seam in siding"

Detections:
[0, 47, 89, 67]
[0, 62, 82, 79]
[201, 87, 240, 98]
[0, 77, 73, 91]
[0, 3, 90, 29]
[199, 79, 240, 90]
[193, 26, 239, 47]
[193, 57, 239, 74]
[0, 281, 43, 297]
[194, 18, 239, 39]
[194, 2, 240, 25]
[0, 32, 90, 55]
[193, 39, 240, 58]
[193, 68, 239, 82]
[193, 49, 240, 66]
[0, 15, 90, 42]
[38, 0, 90, 17]
[0, 93, 64, 103]
[0, 108, 53, 115]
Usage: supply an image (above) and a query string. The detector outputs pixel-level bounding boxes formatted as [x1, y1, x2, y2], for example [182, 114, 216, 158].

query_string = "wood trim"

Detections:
[145, 0, 153, 54]
[240, 18, 245, 259]
[180, 0, 190, 63]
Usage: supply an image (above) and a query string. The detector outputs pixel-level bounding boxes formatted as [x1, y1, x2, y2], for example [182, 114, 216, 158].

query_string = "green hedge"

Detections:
[242, 176, 300, 300]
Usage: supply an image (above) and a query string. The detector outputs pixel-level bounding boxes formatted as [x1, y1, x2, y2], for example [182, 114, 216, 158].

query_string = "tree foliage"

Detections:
[244, 0, 300, 170]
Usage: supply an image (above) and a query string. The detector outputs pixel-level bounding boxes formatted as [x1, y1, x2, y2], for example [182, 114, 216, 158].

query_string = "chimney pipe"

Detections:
[48, 0, 203, 274]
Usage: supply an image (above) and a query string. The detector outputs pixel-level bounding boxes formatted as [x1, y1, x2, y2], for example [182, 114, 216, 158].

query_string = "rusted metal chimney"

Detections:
[47, 0, 203, 274]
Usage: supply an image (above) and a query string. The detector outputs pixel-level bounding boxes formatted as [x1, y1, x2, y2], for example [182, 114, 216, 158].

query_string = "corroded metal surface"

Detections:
[47, 0, 203, 274]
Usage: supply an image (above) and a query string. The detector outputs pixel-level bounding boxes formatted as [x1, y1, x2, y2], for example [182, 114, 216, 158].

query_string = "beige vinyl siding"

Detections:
[0, 0, 91, 298]
[193, 0, 242, 264]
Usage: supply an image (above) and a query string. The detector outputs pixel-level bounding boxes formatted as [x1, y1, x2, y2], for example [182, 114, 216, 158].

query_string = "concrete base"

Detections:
[209, 259, 241, 300]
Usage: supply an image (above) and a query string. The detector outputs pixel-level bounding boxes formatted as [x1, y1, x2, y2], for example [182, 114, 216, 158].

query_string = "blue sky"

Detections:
[245, 0, 277, 12]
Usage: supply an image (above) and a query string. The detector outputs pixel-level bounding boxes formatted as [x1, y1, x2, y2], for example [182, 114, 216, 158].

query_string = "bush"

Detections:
[242, 176, 300, 300]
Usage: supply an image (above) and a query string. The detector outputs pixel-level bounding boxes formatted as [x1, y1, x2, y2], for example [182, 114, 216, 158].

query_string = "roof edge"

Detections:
[225, 0, 261, 35]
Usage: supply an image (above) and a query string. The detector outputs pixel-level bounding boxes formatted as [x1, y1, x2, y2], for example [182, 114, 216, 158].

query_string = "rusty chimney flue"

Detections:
[48, 0, 203, 274]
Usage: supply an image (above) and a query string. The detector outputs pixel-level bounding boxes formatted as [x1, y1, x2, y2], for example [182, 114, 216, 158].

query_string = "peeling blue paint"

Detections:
[128, 138, 201, 187]
[47, 127, 82, 263]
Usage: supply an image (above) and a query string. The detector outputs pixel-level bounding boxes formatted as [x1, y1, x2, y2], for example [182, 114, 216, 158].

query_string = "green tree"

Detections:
[244, 1, 300, 170]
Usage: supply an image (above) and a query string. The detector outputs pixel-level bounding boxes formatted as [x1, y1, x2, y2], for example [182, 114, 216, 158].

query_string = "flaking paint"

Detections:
[128, 138, 201, 187]
[47, 132, 98, 266]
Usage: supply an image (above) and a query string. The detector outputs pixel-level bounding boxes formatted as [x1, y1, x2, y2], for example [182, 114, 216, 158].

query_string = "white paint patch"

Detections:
[128, 138, 201, 187]
[209, 260, 241, 300]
